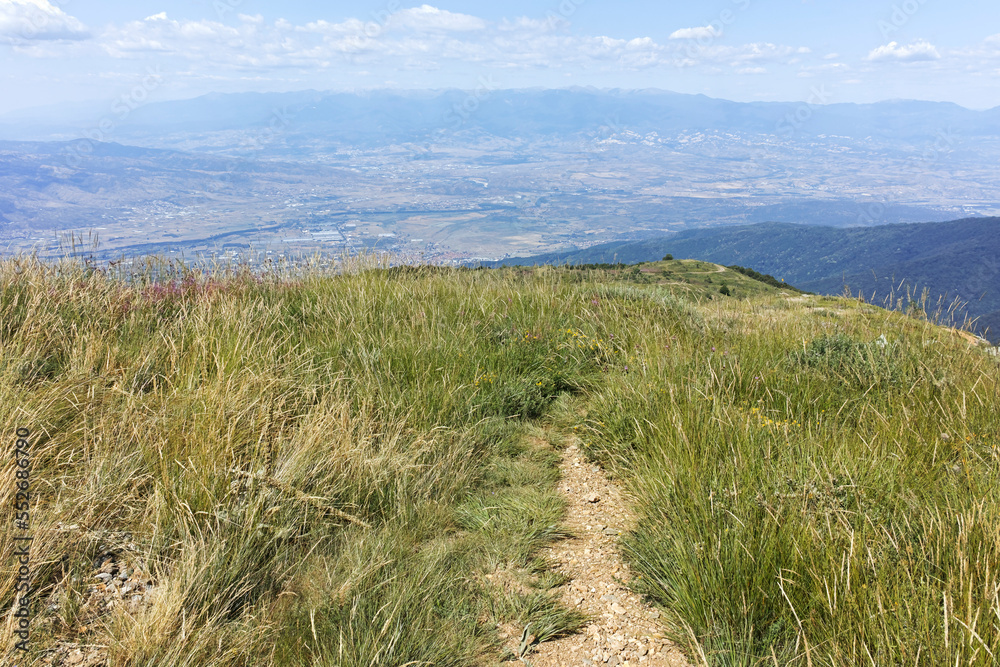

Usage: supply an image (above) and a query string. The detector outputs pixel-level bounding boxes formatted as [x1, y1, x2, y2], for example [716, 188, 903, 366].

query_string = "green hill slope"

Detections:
[2, 257, 998, 666]
[499, 218, 1000, 341]
[548, 257, 806, 301]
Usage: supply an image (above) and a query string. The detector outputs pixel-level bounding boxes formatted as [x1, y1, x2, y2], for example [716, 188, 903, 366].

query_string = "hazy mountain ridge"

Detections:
[6, 89, 1000, 150]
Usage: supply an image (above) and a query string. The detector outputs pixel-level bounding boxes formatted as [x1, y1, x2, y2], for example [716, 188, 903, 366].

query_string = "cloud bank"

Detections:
[4, 3, 812, 76]
[867, 40, 941, 62]
[0, 0, 89, 41]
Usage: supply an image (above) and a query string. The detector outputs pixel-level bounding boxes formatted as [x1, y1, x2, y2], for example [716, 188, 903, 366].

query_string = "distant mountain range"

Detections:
[495, 218, 1000, 342]
[3, 87, 996, 225]
[4, 87, 1000, 153]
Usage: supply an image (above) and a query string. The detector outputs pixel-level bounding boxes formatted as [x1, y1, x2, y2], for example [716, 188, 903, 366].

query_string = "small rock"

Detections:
[65, 651, 85, 666]
[608, 656, 621, 667]
[611, 602, 627, 615]
[95, 573, 112, 582]
[582, 659, 595, 667]
[940, 433, 951, 442]
[119, 569, 129, 581]
[587, 493, 601, 503]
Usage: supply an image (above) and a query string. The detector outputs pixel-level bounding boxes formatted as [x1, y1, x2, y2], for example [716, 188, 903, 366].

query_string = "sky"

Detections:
[1, 0, 999, 115]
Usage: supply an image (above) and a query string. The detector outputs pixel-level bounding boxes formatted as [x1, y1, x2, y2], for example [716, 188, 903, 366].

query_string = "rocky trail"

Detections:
[520, 437, 690, 667]
[33, 435, 692, 667]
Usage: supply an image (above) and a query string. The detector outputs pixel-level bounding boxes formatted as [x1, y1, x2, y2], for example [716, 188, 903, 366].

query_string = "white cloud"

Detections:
[388, 5, 486, 32]
[499, 16, 565, 33]
[6, 4, 811, 81]
[728, 42, 801, 63]
[669, 25, 721, 40]
[738, 67, 767, 75]
[301, 18, 367, 36]
[0, 0, 89, 41]
[626, 37, 654, 50]
[796, 61, 850, 78]
[102, 15, 252, 60]
[867, 40, 940, 62]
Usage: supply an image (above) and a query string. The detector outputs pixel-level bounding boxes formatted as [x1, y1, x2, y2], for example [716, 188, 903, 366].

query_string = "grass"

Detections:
[580, 289, 1000, 665]
[0, 257, 596, 665]
[558, 259, 796, 301]
[2, 253, 998, 665]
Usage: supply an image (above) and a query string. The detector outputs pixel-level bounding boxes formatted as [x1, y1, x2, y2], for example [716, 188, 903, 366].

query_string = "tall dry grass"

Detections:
[5, 256, 997, 666]
[581, 291, 1000, 665]
[0, 258, 598, 665]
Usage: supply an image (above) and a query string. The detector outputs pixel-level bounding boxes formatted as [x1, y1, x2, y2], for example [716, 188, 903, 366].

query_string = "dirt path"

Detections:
[524, 438, 690, 667]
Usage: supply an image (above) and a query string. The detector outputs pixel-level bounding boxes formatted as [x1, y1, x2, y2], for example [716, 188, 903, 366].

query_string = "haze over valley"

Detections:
[2, 89, 999, 263]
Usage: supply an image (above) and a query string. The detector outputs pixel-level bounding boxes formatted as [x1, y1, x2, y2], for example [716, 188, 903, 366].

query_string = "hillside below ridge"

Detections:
[495, 217, 1000, 343]
[2, 257, 999, 666]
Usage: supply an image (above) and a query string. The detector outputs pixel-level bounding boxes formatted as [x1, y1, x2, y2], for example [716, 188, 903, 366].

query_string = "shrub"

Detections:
[793, 333, 909, 389]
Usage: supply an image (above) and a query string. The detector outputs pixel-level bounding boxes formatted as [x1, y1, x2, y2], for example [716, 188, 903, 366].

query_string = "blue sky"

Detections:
[2, 0, 999, 114]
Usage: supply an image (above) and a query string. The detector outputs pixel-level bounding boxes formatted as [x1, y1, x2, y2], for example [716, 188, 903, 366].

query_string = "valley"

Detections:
[3, 89, 999, 264]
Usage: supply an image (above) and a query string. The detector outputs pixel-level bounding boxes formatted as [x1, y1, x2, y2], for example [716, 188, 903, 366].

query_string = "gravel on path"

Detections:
[525, 440, 690, 667]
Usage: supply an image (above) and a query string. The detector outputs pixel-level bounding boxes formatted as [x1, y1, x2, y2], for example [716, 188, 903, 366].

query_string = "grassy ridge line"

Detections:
[725, 265, 808, 294]
[4, 256, 997, 665]
[500, 218, 1000, 343]
[554, 259, 801, 303]
[579, 291, 1000, 664]
[0, 260, 608, 665]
